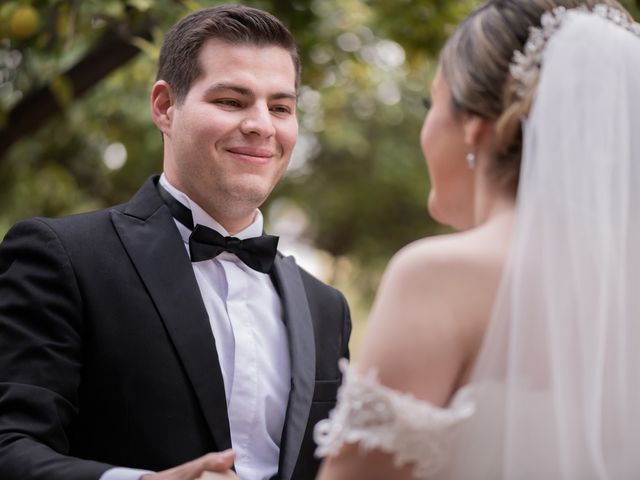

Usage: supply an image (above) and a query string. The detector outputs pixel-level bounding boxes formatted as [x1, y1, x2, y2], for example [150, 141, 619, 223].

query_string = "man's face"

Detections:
[161, 39, 298, 233]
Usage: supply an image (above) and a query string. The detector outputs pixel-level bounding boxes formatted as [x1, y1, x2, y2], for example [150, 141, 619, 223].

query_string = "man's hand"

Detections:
[195, 473, 238, 480]
[141, 450, 238, 480]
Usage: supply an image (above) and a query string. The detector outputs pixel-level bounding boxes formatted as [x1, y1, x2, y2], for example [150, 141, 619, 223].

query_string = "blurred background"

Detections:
[2, 0, 639, 355]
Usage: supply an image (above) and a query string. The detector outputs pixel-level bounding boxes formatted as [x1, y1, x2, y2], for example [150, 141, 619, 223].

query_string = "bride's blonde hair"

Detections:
[439, 0, 632, 192]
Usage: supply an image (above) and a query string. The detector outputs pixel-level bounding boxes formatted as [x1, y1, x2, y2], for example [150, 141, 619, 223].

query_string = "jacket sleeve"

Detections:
[341, 292, 352, 362]
[0, 219, 112, 480]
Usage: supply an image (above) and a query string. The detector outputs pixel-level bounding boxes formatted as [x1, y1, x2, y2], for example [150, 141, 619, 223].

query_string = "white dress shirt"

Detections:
[100, 174, 291, 480]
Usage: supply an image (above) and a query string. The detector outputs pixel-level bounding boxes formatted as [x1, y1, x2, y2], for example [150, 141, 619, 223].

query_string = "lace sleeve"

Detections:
[314, 359, 475, 479]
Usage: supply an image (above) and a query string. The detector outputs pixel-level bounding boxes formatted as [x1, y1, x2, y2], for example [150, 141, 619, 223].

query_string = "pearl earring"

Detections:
[466, 152, 476, 169]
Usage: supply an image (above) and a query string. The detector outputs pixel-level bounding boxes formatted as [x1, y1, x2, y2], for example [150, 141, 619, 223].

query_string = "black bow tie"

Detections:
[157, 184, 279, 273]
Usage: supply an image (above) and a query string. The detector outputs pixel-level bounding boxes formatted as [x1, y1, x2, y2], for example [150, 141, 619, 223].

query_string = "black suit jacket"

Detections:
[0, 176, 351, 480]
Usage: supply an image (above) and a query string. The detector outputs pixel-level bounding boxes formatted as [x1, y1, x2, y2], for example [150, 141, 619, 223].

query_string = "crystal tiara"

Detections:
[509, 4, 640, 100]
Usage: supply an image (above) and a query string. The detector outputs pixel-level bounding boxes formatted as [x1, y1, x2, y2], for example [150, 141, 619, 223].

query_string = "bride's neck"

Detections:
[472, 173, 516, 227]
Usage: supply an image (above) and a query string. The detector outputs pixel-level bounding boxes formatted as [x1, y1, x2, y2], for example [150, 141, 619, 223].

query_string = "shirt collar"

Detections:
[159, 173, 264, 240]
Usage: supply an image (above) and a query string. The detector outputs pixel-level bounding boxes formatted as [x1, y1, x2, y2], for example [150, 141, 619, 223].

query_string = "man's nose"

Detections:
[239, 104, 276, 137]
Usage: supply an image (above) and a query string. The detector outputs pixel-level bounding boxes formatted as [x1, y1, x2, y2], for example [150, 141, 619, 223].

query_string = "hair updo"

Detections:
[439, 0, 631, 193]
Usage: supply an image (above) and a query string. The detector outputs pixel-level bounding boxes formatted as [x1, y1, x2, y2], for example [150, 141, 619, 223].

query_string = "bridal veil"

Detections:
[449, 6, 640, 478]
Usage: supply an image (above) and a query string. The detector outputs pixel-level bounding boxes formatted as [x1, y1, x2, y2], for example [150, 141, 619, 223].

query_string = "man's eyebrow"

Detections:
[271, 91, 298, 101]
[204, 83, 297, 101]
[205, 83, 251, 96]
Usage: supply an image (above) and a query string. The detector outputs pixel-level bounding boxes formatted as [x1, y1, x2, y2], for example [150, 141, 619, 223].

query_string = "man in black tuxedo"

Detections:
[0, 5, 350, 480]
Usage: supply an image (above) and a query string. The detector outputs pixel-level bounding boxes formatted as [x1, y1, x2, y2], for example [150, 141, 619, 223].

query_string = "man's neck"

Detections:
[159, 173, 260, 237]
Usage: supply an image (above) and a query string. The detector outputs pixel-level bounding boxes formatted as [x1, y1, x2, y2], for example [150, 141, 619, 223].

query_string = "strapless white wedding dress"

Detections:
[314, 360, 571, 479]
[313, 360, 478, 479]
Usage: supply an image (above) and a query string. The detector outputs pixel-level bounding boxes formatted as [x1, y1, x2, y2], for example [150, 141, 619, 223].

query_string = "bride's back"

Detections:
[315, 204, 515, 480]
[355, 200, 514, 408]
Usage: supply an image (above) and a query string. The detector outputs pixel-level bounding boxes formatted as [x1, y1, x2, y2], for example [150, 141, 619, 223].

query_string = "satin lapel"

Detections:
[110, 178, 232, 451]
[272, 255, 316, 480]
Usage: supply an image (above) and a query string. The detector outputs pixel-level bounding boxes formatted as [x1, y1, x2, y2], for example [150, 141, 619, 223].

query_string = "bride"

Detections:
[315, 0, 640, 478]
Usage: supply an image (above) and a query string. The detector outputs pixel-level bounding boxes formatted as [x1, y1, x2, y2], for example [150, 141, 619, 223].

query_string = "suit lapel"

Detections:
[110, 177, 232, 451]
[272, 255, 316, 480]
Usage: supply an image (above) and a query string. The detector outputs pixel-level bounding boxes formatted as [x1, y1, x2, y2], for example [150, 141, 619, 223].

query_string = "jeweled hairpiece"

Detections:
[509, 4, 640, 100]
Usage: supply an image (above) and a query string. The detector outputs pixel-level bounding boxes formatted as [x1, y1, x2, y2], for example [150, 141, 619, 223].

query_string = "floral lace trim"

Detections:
[314, 359, 475, 479]
[510, 4, 640, 100]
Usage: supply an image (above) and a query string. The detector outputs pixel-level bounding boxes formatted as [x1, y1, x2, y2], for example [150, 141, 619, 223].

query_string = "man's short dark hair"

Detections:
[157, 4, 301, 103]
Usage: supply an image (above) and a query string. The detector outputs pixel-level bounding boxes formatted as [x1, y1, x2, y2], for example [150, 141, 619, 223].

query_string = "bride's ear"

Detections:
[462, 114, 494, 152]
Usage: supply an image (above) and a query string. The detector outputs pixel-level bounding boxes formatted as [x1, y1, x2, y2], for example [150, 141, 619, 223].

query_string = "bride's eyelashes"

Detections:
[422, 97, 432, 110]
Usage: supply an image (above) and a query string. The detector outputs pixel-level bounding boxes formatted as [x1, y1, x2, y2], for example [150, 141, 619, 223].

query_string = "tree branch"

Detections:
[0, 20, 154, 158]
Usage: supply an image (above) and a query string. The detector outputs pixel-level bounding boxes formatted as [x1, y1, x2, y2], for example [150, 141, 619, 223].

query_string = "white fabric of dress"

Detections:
[314, 360, 475, 479]
[315, 6, 640, 479]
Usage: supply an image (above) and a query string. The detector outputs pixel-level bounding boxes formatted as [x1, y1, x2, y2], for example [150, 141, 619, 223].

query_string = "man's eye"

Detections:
[422, 97, 432, 110]
[270, 106, 292, 114]
[216, 99, 242, 107]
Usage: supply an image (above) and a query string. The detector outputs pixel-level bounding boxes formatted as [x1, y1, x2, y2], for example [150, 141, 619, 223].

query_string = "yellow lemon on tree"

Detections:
[9, 5, 40, 39]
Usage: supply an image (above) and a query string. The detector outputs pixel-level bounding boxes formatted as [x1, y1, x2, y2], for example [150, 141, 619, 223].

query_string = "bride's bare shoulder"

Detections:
[356, 217, 512, 405]
[387, 218, 510, 287]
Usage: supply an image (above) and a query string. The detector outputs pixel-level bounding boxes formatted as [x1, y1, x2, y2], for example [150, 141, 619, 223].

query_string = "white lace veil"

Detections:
[448, 7, 640, 479]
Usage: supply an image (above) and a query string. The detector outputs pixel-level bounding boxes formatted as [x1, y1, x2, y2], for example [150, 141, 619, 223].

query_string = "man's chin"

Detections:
[231, 176, 279, 201]
[227, 186, 272, 210]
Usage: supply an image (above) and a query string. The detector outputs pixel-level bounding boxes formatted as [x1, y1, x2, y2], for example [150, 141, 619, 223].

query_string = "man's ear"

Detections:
[151, 80, 175, 136]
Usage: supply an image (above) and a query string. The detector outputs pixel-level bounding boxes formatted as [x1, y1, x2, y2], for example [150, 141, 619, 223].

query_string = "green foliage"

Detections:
[5, 0, 636, 308]
[1, 0, 472, 305]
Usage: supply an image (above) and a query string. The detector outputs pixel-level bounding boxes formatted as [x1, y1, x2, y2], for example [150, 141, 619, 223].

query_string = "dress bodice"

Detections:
[314, 360, 475, 479]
